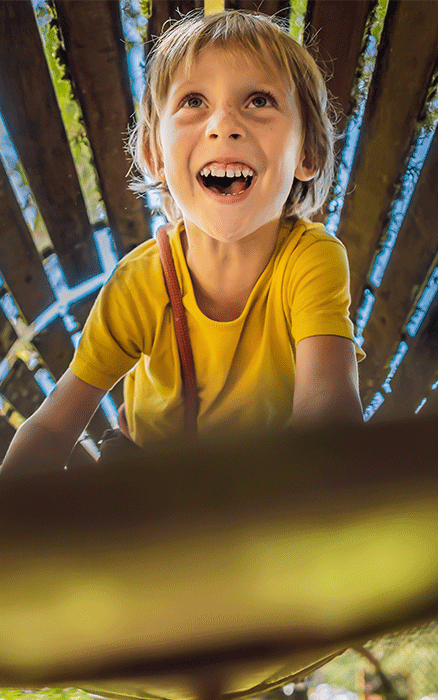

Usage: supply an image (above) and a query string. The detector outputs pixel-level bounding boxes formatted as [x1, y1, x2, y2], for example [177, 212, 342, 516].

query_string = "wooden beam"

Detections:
[0, 160, 56, 323]
[368, 298, 438, 423]
[146, 0, 202, 53]
[109, 378, 124, 410]
[86, 409, 111, 446]
[0, 163, 76, 385]
[225, 0, 289, 16]
[32, 318, 75, 382]
[53, 1, 151, 257]
[304, 1, 375, 128]
[0, 307, 17, 359]
[1, 361, 46, 420]
[336, 0, 438, 310]
[360, 126, 438, 401]
[67, 443, 95, 468]
[0, 0, 100, 287]
[0, 417, 15, 463]
[68, 292, 100, 331]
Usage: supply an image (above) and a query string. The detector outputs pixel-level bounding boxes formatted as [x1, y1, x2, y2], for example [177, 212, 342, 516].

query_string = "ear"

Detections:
[142, 132, 164, 181]
[294, 148, 317, 182]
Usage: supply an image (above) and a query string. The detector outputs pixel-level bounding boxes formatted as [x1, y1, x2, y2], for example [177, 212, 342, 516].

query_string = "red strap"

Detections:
[156, 225, 198, 436]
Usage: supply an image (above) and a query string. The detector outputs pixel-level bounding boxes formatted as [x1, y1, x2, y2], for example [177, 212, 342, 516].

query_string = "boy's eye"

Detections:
[181, 92, 277, 109]
[249, 92, 277, 108]
[181, 94, 204, 108]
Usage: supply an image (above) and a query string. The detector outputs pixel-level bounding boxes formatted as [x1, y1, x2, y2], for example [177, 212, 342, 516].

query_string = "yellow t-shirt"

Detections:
[70, 217, 364, 446]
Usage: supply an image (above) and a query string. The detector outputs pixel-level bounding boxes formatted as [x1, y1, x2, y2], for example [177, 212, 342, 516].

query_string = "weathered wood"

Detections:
[173, 0, 205, 17]
[0, 0, 100, 287]
[68, 292, 100, 331]
[337, 0, 438, 310]
[67, 442, 95, 468]
[0, 417, 15, 463]
[359, 126, 438, 402]
[145, 0, 203, 58]
[109, 379, 125, 410]
[305, 1, 375, 126]
[225, 0, 289, 16]
[32, 317, 75, 381]
[0, 306, 17, 359]
[86, 409, 111, 445]
[368, 299, 438, 423]
[1, 0, 437, 434]
[0, 160, 56, 323]
[53, 0, 151, 257]
[419, 365, 438, 418]
[1, 361, 46, 420]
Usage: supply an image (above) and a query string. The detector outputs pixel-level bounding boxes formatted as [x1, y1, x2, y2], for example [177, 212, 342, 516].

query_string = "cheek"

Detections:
[162, 121, 189, 164]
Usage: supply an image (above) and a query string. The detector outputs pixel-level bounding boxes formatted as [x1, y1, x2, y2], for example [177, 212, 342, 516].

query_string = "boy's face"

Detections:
[157, 42, 314, 243]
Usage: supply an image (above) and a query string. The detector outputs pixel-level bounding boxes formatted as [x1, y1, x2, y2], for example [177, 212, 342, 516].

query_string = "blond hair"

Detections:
[129, 9, 336, 225]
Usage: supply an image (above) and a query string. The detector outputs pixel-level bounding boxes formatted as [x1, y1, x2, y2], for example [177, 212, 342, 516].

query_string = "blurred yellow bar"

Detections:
[204, 0, 224, 15]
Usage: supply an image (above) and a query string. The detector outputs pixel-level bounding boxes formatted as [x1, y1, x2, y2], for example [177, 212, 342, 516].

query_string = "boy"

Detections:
[2, 9, 364, 475]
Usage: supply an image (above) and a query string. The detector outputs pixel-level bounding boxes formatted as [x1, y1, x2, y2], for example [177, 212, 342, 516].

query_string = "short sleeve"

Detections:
[69, 265, 152, 390]
[287, 236, 366, 361]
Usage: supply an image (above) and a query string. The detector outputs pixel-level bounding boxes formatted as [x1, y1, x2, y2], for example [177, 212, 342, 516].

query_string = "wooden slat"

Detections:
[226, 0, 289, 16]
[0, 417, 15, 463]
[0, 160, 56, 323]
[368, 297, 438, 422]
[109, 379, 125, 410]
[85, 410, 110, 446]
[146, 0, 202, 53]
[304, 0, 375, 126]
[0, 0, 100, 287]
[0, 164, 75, 384]
[53, 1, 151, 257]
[69, 292, 100, 331]
[172, 0, 205, 17]
[419, 372, 438, 418]
[32, 317, 75, 382]
[359, 126, 438, 401]
[146, 0, 293, 68]
[336, 0, 438, 310]
[1, 361, 46, 420]
[0, 306, 17, 359]
[67, 443, 95, 468]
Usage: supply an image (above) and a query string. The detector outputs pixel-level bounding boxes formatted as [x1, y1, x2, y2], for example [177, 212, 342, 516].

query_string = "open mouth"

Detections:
[198, 172, 254, 196]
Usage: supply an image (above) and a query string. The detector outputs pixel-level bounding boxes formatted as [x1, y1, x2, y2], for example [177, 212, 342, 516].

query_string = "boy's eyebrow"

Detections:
[169, 80, 289, 100]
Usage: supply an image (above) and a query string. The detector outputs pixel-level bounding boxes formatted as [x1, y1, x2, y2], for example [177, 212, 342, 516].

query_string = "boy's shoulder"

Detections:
[101, 236, 165, 303]
[283, 217, 344, 250]
[116, 236, 159, 270]
[279, 218, 346, 268]
[276, 217, 348, 276]
[115, 221, 184, 274]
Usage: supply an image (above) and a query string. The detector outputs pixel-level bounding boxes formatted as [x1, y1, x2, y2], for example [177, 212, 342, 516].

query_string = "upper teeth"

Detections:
[200, 166, 254, 178]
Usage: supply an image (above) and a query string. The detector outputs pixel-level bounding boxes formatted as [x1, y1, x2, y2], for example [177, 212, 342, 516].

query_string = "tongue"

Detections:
[210, 176, 247, 195]
[229, 178, 246, 194]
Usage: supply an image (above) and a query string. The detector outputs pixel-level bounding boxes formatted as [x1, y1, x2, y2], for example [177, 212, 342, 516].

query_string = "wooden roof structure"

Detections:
[0, 0, 438, 462]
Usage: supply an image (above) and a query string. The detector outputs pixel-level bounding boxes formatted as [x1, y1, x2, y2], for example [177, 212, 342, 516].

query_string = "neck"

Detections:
[181, 219, 282, 321]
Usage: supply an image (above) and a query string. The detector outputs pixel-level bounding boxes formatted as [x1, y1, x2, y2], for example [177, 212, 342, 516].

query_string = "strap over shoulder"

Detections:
[156, 224, 198, 436]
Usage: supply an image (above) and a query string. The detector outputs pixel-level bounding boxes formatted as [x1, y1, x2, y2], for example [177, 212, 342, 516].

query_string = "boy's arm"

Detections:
[292, 335, 363, 427]
[1, 369, 106, 477]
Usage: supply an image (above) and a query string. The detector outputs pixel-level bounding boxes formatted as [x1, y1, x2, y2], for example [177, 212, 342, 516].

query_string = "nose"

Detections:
[205, 106, 245, 140]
